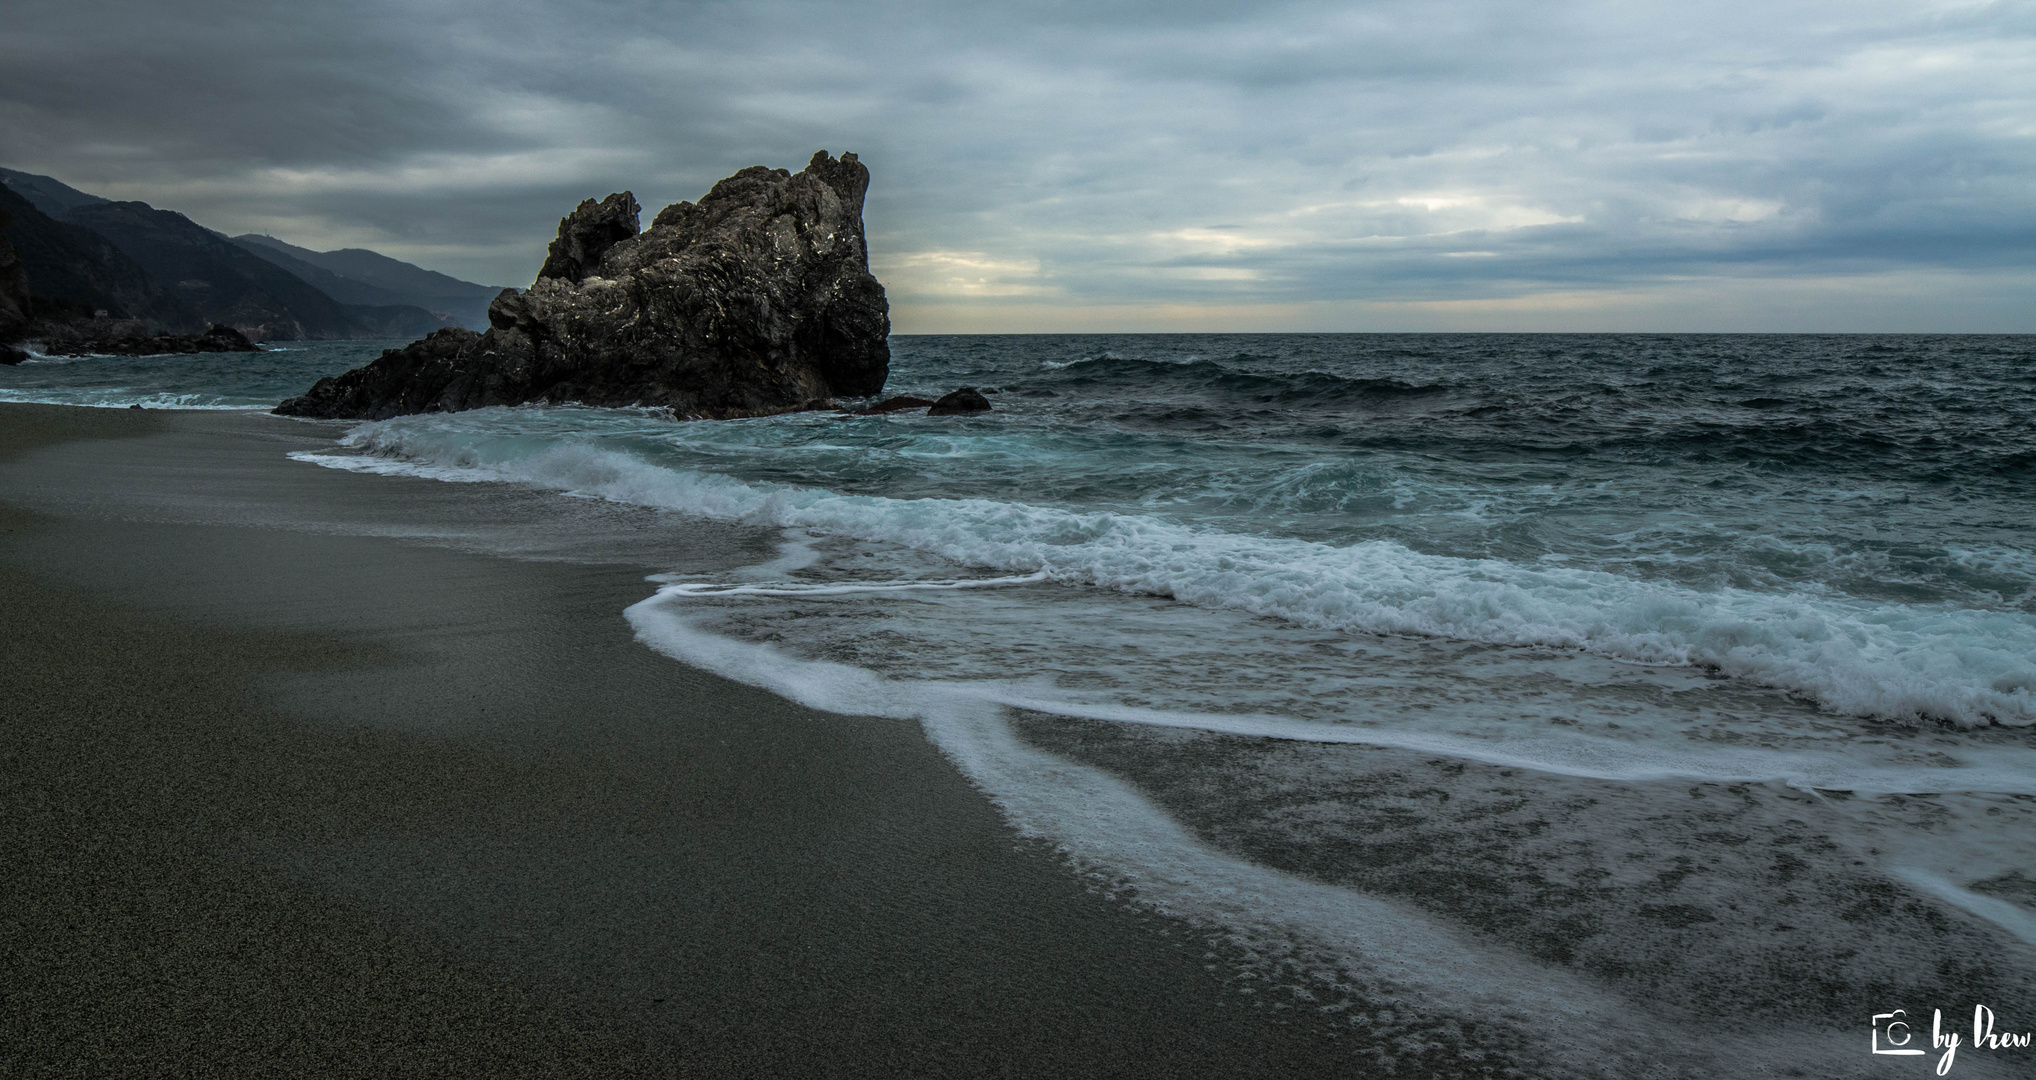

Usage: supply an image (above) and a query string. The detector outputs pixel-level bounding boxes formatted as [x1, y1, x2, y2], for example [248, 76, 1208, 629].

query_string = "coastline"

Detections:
[0, 403, 1368, 1077]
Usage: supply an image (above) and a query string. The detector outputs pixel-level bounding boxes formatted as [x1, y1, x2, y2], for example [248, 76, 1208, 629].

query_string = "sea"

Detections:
[7, 334, 2035, 1074]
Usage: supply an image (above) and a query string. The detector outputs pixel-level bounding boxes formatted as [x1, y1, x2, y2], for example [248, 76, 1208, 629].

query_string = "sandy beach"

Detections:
[0, 403, 1365, 1078]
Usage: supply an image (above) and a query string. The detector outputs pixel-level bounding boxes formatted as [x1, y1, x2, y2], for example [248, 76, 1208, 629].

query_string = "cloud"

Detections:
[3, 0, 2031, 327]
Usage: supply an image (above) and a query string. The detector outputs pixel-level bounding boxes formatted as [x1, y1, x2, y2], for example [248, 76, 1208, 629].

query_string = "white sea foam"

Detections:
[944, 688, 2036, 795]
[293, 418, 2036, 729]
[655, 571, 1050, 597]
[0, 389, 271, 410]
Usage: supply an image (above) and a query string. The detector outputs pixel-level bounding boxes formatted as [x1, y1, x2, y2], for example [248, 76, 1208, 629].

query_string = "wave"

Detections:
[294, 415, 2036, 728]
[0, 389, 272, 410]
[1045, 355, 1453, 406]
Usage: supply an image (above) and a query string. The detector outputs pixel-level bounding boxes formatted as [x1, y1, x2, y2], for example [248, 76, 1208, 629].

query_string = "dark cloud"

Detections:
[3, 0, 2030, 326]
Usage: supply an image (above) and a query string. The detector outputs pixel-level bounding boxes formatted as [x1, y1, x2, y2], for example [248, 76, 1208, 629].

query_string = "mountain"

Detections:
[223, 235, 423, 310]
[234, 234, 508, 331]
[60, 200, 360, 340]
[60, 201, 449, 341]
[1, 166, 492, 341]
[0, 167, 110, 216]
[0, 183, 201, 330]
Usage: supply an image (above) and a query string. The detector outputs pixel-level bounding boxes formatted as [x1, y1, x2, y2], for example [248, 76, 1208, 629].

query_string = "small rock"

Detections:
[857, 395, 936, 414]
[928, 387, 992, 416]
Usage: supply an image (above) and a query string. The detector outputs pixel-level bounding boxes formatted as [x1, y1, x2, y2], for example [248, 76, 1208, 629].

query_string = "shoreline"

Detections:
[0, 402, 1375, 1077]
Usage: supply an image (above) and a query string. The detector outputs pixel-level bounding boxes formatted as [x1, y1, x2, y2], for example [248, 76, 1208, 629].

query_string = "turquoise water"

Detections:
[0, 340, 402, 409]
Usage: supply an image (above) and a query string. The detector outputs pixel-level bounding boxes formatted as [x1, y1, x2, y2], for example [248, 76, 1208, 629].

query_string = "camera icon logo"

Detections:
[1874, 1010, 1926, 1056]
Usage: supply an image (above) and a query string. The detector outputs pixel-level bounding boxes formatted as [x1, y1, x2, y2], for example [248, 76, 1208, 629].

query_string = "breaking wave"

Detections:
[295, 414, 2036, 728]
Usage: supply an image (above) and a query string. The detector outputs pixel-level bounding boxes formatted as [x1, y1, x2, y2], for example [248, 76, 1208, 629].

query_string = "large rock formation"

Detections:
[276, 151, 890, 420]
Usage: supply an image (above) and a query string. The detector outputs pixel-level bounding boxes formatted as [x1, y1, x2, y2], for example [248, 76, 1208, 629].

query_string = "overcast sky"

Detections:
[5, 0, 2033, 331]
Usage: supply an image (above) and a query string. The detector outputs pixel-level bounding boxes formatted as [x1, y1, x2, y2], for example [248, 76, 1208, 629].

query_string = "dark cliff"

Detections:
[276, 151, 890, 420]
[0, 202, 29, 360]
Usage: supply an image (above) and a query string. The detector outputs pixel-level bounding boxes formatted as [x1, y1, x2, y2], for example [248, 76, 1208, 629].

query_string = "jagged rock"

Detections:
[537, 192, 641, 284]
[40, 322, 260, 357]
[856, 395, 937, 414]
[275, 326, 480, 416]
[927, 387, 992, 415]
[277, 151, 891, 421]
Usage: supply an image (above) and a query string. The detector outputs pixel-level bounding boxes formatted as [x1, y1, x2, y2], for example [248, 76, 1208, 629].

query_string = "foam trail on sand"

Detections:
[622, 587, 1864, 1077]
[1893, 869, 2036, 949]
[958, 688, 2036, 795]
[655, 571, 1050, 597]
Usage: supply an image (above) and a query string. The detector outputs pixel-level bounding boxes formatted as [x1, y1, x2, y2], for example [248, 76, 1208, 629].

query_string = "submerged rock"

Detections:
[276, 151, 891, 421]
[927, 387, 992, 415]
[856, 394, 937, 414]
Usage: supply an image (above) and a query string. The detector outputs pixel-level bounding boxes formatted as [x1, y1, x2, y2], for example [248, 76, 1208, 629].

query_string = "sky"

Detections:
[3, 0, 2033, 332]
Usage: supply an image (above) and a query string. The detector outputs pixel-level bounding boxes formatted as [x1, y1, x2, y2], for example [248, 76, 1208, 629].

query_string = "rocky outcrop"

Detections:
[537, 192, 641, 284]
[276, 151, 890, 420]
[38, 322, 259, 357]
[927, 387, 992, 415]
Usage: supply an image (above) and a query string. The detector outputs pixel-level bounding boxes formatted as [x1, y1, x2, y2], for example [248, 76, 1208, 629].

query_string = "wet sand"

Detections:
[0, 403, 1374, 1077]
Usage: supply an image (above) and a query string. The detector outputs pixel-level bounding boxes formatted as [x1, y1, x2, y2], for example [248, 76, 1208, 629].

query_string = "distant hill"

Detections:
[0, 166, 494, 342]
[235, 234, 508, 331]
[62, 201, 371, 341]
[0, 167, 110, 216]
[0, 183, 201, 330]
[61, 201, 451, 341]
[223, 236, 423, 311]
